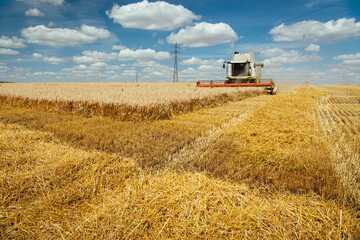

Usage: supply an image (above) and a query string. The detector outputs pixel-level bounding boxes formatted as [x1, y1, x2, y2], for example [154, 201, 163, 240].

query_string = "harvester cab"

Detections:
[224, 51, 261, 83]
[197, 51, 277, 95]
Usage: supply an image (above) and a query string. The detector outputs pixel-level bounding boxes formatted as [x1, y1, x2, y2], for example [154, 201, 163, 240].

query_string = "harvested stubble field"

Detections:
[0, 82, 359, 239]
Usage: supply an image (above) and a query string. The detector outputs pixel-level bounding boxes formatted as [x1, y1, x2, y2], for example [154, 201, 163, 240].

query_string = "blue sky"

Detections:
[0, 0, 359, 84]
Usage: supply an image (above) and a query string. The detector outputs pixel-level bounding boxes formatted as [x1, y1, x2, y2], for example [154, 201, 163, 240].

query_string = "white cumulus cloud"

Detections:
[270, 18, 360, 42]
[90, 62, 108, 68]
[41, 0, 64, 5]
[43, 56, 65, 64]
[180, 64, 224, 81]
[258, 48, 285, 58]
[305, 44, 320, 52]
[167, 22, 238, 47]
[198, 65, 213, 70]
[73, 51, 118, 63]
[48, 21, 56, 27]
[32, 52, 65, 64]
[181, 57, 224, 66]
[25, 8, 44, 17]
[106, 0, 200, 30]
[118, 48, 170, 61]
[0, 36, 26, 48]
[0, 65, 9, 72]
[263, 65, 360, 85]
[33, 71, 57, 76]
[17, 0, 64, 6]
[21, 25, 110, 47]
[0, 48, 20, 55]
[73, 48, 170, 63]
[121, 69, 137, 77]
[333, 52, 360, 66]
[259, 47, 322, 67]
[112, 44, 126, 50]
[333, 52, 360, 61]
[32, 53, 43, 58]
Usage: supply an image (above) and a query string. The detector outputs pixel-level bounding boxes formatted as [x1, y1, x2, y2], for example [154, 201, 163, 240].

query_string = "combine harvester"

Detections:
[196, 51, 277, 94]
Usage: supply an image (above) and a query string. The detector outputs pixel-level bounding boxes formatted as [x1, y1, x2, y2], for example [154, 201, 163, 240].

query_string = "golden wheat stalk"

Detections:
[0, 89, 263, 121]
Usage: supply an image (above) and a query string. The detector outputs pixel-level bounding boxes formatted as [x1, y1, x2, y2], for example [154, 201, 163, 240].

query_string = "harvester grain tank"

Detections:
[196, 51, 277, 94]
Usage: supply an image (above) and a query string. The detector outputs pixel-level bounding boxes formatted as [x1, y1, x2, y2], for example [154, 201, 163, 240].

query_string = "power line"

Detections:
[242, 0, 349, 38]
[172, 42, 180, 82]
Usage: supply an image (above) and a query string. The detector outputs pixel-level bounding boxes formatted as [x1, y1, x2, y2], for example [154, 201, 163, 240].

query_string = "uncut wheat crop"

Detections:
[0, 82, 264, 121]
[0, 82, 259, 105]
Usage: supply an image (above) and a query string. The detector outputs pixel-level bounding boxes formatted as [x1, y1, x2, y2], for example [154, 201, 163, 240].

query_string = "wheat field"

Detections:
[0, 83, 359, 239]
[0, 82, 264, 121]
[0, 82, 261, 105]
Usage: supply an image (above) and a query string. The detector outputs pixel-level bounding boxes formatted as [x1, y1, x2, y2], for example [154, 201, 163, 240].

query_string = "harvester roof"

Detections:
[231, 51, 255, 63]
